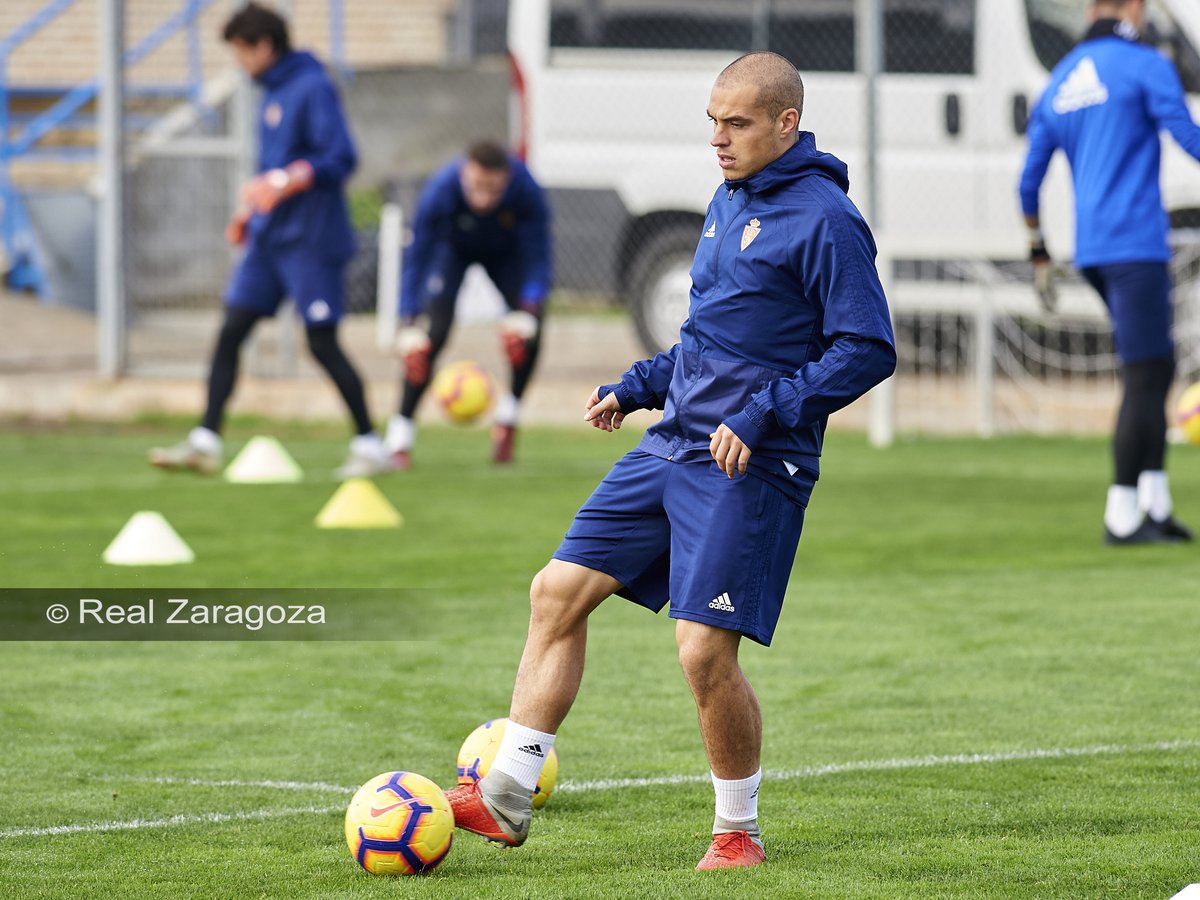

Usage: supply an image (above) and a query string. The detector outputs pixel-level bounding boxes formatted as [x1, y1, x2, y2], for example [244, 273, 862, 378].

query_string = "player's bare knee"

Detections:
[676, 621, 741, 692]
[528, 565, 584, 634]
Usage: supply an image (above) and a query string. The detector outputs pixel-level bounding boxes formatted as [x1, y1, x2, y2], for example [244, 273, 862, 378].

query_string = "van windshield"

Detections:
[1026, 0, 1200, 91]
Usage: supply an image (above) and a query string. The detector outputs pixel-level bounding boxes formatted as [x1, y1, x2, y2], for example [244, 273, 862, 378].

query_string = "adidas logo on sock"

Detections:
[517, 743, 545, 758]
[708, 592, 735, 613]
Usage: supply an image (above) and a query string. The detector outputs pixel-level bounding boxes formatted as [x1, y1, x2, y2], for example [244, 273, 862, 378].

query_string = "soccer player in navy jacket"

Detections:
[150, 3, 390, 479]
[388, 142, 552, 467]
[447, 52, 896, 869]
[1019, 0, 1200, 543]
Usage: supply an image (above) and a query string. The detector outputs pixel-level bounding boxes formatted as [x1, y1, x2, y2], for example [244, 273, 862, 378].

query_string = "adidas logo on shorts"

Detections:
[517, 743, 545, 758]
[708, 592, 735, 613]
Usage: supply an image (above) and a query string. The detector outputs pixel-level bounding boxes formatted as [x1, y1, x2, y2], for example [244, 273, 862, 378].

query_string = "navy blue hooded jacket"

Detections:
[246, 50, 357, 262]
[1019, 20, 1200, 266]
[602, 133, 896, 484]
[400, 155, 552, 318]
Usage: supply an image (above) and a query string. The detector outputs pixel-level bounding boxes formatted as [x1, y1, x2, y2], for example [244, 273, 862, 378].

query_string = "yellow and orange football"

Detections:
[345, 771, 453, 876]
[432, 360, 494, 424]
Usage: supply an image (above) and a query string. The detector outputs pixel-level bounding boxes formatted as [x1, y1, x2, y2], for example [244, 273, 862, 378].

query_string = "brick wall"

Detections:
[0, 0, 456, 86]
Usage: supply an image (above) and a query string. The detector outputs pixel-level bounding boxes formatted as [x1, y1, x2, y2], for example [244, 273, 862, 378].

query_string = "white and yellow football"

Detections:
[456, 718, 559, 810]
[345, 771, 453, 876]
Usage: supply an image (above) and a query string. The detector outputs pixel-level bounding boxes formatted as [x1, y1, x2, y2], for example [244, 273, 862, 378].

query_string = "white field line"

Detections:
[0, 804, 343, 839]
[90, 774, 352, 793]
[3, 738, 1196, 840]
[559, 738, 1200, 793]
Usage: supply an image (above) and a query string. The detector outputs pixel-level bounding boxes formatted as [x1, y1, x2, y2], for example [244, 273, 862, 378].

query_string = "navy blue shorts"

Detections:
[553, 450, 808, 646]
[225, 247, 346, 326]
[1081, 262, 1174, 364]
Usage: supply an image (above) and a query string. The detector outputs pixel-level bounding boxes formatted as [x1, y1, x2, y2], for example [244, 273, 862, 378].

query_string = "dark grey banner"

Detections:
[0, 589, 432, 641]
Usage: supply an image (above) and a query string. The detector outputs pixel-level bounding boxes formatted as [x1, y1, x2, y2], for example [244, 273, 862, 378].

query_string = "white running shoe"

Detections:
[335, 433, 394, 479]
[148, 427, 222, 475]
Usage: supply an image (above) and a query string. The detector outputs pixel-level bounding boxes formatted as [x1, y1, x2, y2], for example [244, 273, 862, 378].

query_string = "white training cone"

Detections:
[102, 511, 195, 566]
[224, 435, 303, 483]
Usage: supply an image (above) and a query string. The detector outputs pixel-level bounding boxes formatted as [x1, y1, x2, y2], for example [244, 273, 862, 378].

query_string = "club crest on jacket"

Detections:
[741, 218, 761, 251]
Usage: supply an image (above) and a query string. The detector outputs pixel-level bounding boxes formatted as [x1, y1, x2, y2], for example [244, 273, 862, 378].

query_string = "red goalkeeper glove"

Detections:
[498, 308, 539, 368]
[240, 160, 315, 215]
[396, 324, 433, 385]
[225, 205, 252, 245]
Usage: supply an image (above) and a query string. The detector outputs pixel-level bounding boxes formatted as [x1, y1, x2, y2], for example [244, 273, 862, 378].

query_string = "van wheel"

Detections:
[626, 222, 701, 355]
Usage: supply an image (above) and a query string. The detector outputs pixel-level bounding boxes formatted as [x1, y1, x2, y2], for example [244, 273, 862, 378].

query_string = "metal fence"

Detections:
[20, 0, 1200, 435]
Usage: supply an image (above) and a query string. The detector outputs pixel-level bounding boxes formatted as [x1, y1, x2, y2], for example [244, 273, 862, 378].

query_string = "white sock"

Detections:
[1137, 470, 1172, 521]
[385, 415, 415, 452]
[491, 719, 555, 793]
[494, 393, 520, 427]
[712, 769, 761, 827]
[1104, 485, 1142, 537]
[188, 426, 222, 454]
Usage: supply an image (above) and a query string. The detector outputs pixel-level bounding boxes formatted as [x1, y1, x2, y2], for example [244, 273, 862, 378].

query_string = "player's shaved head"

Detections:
[715, 52, 804, 122]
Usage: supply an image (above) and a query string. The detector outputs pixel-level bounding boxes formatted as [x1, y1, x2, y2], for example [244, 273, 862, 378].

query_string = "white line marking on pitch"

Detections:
[558, 738, 1200, 793]
[91, 774, 352, 793]
[4, 738, 1196, 840]
[0, 804, 343, 839]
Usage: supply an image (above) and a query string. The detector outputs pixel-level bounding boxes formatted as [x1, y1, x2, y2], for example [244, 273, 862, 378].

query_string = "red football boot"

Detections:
[491, 424, 516, 464]
[695, 831, 765, 870]
[445, 782, 529, 847]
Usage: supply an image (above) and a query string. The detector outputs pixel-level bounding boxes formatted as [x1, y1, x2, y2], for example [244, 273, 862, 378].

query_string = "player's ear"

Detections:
[779, 107, 800, 137]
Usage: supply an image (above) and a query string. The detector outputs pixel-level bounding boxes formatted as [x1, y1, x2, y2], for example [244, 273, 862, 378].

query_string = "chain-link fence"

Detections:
[13, 0, 1200, 434]
[503, 0, 1200, 438]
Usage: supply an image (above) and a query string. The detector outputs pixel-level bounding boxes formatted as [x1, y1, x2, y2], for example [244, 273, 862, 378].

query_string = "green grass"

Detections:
[1, 421, 1199, 898]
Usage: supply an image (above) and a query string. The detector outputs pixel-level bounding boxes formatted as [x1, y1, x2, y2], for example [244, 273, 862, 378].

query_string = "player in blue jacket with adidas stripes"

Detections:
[447, 52, 896, 869]
[1019, 0, 1200, 544]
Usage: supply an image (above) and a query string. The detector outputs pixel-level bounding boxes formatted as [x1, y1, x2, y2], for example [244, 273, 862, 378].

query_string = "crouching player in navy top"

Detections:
[1019, 0, 1200, 544]
[445, 52, 896, 869]
[386, 141, 552, 467]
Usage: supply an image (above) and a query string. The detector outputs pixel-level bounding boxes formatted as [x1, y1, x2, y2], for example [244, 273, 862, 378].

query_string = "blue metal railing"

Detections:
[0, 0, 76, 292]
[0, 0, 349, 296]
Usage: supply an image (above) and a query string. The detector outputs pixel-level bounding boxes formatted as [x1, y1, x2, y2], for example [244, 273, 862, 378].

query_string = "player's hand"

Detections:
[709, 424, 751, 478]
[396, 325, 433, 385]
[240, 161, 314, 215]
[224, 205, 252, 246]
[1030, 238, 1058, 313]
[584, 388, 625, 432]
[498, 309, 538, 368]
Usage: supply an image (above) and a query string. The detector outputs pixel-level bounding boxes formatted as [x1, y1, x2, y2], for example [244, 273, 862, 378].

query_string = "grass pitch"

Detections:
[1, 420, 1198, 899]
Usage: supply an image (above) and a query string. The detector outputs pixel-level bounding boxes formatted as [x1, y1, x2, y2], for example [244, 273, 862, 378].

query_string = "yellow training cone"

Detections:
[315, 478, 402, 529]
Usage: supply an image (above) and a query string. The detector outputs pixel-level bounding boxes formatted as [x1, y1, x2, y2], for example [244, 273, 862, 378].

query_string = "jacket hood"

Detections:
[728, 131, 850, 196]
[257, 50, 324, 89]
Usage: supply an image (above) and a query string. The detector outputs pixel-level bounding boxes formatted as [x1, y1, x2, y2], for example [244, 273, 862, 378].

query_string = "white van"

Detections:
[507, 0, 1200, 353]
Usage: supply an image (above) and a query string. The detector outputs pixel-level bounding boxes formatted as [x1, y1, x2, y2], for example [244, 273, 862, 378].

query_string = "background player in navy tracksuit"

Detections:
[149, 3, 389, 479]
[388, 141, 552, 466]
[445, 53, 895, 870]
[1019, 0, 1200, 544]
